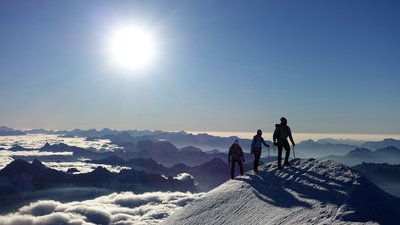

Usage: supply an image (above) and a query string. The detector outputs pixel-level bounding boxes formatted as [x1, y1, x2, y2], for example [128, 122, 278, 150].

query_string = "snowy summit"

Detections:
[163, 158, 400, 225]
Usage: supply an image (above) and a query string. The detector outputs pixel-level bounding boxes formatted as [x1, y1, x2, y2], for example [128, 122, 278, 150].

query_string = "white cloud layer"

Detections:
[0, 157, 14, 170]
[43, 162, 131, 174]
[0, 157, 130, 173]
[0, 134, 121, 152]
[0, 191, 203, 225]
[0, 150, 72, 157]
[0, 134, 125, 172]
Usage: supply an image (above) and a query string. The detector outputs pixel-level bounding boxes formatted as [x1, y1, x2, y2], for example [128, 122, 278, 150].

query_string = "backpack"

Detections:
[278, 125, 289, 140]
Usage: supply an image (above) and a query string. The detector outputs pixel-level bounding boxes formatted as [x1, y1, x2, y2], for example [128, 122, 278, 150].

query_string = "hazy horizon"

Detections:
[2, 124, 400, 143]
[189, 131, 400, 142]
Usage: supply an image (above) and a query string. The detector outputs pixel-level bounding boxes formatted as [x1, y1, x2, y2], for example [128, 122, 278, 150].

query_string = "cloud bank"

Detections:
[0, 134, 121, 151]
[0, 157, 129, 173]
[0, 191, 203, 225]
[42, 162, 131, 174]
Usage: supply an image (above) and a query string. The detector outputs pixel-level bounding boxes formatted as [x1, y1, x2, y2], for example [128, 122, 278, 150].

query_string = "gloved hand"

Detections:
[292, 142, 296, 147]
[274, 142, 278, 146]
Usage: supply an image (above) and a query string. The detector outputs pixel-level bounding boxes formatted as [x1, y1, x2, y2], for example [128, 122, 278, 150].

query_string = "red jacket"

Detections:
[228, 143, 244, 161]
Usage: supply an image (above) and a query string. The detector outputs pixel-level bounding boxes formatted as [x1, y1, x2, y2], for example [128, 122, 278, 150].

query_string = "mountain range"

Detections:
[4, 140, 258, 168]
[0, 126, 267, 152]
[0, 126, 26, 136]
[360, 138, 400, 150]
[316, 138, 365, 146]
[2, 125, 400, 157]
[3, 141, 257, 192]
[87, 156, 254, 191]
[295, 139, 357, 157]
[0, 159, 196, 196]
[324, 146, 400, 166]
[101, 131, 260, 152]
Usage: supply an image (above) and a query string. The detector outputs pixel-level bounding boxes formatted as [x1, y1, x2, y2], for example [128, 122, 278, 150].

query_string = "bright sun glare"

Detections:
[108, 25, 156, 71]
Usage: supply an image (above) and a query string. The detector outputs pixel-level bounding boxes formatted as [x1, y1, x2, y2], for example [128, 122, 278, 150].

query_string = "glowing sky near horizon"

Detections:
[0, 0, 399, 135]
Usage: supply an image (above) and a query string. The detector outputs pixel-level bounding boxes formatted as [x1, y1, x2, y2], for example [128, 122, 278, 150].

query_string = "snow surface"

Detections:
[162, 158, 400, 225]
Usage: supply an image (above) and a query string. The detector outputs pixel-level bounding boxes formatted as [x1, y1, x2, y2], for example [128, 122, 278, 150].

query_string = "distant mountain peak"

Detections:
[353, 147, 373, 152]
[0, 126, 14, 131]
[304, 139, 316, 143]
[383, 138, 397, 141]
[205, 149, 223, 154]
[152, 141, 178, 152]
[31, 159, 45, 168]
[179, 146, 203, 152]
[4, 159, 30, 169]
[377, 145, 400, 151]
[9, 144, 27, 151]
[100, 128, 113, 132]
[43, 142, 51, 148]
[361, 139, 400, 150]
[345, 147, 374, 157]
[0, 126, 26, 136]
[118, 131, 133, 138]
[92, 166, 111, 174]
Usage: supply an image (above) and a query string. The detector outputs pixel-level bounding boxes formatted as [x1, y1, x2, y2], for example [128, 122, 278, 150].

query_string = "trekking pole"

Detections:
[292, 145, 296, 159]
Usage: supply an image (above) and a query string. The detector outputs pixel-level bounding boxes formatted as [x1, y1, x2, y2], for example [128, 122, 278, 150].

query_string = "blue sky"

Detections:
[0, 0, 399, 134]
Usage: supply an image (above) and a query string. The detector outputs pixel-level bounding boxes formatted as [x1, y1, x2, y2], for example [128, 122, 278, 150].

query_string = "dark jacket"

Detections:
[228, 143, 244, 161]
[251, 135, 269, 150]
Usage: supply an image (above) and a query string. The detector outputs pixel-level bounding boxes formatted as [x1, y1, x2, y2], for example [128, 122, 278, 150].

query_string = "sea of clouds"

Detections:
[43, 162, 131, 174]
[0, 157, 14, 170]
[0, 154, 130, 173]
[0, 134, 121, 152]
[0, 134, 205, 224]
[0, 134, 126, 172]
[0, 191, 203, 225]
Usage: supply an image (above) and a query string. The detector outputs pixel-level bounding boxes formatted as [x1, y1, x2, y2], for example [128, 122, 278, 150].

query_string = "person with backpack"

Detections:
[251, 129, 270, 172]
[273, 117, 295, 169]
[228, 139, 245, 179]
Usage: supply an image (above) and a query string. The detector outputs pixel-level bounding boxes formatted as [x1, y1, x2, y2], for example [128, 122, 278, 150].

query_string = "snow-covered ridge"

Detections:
[163, 158, 400, 225]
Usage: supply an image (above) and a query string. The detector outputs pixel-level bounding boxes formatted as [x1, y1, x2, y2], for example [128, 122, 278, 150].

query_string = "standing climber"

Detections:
[228, 139, 245, 179]
[273, 117, 295, 169]
[251, 129, 270, 172]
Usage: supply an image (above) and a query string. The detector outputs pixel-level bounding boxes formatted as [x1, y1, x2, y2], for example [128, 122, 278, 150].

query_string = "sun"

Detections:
[107, 25, 156, 71]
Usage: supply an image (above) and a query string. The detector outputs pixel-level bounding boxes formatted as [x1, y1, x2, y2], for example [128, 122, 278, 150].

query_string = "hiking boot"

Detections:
[283, 161, 290, 166]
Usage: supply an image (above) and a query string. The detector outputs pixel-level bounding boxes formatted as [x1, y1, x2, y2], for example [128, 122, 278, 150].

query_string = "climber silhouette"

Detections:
[251, 129, 270, 172]
[273, 117, 295, 169]
[228, 139, 245, 179]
